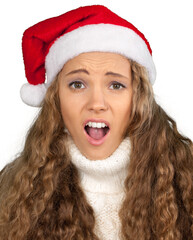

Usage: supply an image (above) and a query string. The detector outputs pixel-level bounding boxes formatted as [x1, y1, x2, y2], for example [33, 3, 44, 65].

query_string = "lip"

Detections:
[83, 118, 110, 129]
[83, 118, 111, 146]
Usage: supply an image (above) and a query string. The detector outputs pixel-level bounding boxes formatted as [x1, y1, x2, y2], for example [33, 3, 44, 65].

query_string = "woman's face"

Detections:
[58, 52, 133, 160]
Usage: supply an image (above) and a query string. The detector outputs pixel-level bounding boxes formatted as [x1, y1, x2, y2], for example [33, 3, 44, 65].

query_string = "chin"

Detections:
[86, 149, 113, 160]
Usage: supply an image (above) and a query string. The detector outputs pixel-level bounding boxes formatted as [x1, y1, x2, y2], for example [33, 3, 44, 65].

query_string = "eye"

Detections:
[109, 82, 125, 90]
[69, 81, 85, 90]
[68, 80, 126, 90]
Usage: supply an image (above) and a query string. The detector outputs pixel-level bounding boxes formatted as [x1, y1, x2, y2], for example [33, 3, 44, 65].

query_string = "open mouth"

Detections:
[84, 125, 110, 140]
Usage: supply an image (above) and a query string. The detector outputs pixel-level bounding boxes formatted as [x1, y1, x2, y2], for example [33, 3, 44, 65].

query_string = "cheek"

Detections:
[59, 90, 83, 128]
[60, 100, 70, 123]
[117, 104, 132, 121]
[114, 93, 132, 114]
[113, 95, 132, 128]
[59, 90, 73, 124]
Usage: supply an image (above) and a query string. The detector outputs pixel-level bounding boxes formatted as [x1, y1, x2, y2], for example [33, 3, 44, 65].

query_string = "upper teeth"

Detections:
[85, 121, 108, 128]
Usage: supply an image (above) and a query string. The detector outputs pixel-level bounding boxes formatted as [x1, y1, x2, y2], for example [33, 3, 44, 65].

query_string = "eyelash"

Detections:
[69, 81, 126, 91]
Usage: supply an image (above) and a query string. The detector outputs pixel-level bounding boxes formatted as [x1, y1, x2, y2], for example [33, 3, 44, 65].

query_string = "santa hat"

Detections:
[21, 5, 156, 107]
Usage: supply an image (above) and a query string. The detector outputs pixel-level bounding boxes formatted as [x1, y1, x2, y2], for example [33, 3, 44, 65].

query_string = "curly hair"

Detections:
[0, 60, 192, 240]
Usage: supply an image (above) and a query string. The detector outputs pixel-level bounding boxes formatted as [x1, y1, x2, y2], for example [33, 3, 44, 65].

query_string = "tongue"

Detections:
[87, 127, 106, 140]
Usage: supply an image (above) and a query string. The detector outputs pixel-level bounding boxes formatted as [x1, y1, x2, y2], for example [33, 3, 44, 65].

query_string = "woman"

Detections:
[0, 5, 192, 240]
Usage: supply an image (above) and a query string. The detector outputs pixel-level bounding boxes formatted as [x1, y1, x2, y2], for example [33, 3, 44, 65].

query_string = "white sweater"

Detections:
[66, 135, 131, 240]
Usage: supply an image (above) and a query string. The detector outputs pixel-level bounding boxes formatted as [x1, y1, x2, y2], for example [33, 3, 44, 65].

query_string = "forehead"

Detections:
[62, 52, 131, 75]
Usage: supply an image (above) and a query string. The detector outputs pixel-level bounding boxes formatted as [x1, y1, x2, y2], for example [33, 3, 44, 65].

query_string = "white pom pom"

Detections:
[20, 83, 47, 107]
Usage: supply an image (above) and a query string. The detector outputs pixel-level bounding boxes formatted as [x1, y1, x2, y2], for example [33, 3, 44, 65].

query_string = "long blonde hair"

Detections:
[0, 60, 192, 240]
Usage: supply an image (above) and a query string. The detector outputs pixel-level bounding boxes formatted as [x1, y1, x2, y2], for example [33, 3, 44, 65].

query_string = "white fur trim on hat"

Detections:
[20, 83, 48, 107]
[45, 24, 156, 85]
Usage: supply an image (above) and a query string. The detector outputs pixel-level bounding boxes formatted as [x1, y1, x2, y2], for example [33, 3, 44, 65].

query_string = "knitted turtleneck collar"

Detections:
[65, 135, 131, 194]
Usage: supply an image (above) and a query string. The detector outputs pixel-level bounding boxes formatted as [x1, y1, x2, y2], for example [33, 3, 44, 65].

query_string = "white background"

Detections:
[0, 0, 192, 171]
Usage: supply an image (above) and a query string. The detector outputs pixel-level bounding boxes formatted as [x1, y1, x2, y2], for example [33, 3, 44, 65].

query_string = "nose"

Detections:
[87, 87, 108, 113]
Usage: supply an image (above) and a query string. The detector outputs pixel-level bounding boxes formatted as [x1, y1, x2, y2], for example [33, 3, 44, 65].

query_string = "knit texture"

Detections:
[65, 135, 131, 240]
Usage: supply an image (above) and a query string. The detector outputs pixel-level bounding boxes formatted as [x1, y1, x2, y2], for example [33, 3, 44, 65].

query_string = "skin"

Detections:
[58, 52, 133, 160]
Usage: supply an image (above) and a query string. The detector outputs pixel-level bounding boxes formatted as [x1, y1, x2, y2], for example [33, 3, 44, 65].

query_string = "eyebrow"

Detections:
[105, 71, 125, 78]
[66, 68, 125, 78]
[66, 69, 89, 76]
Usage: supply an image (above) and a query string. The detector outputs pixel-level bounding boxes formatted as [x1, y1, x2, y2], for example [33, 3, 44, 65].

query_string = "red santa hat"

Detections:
[21, 5, 156, 107]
